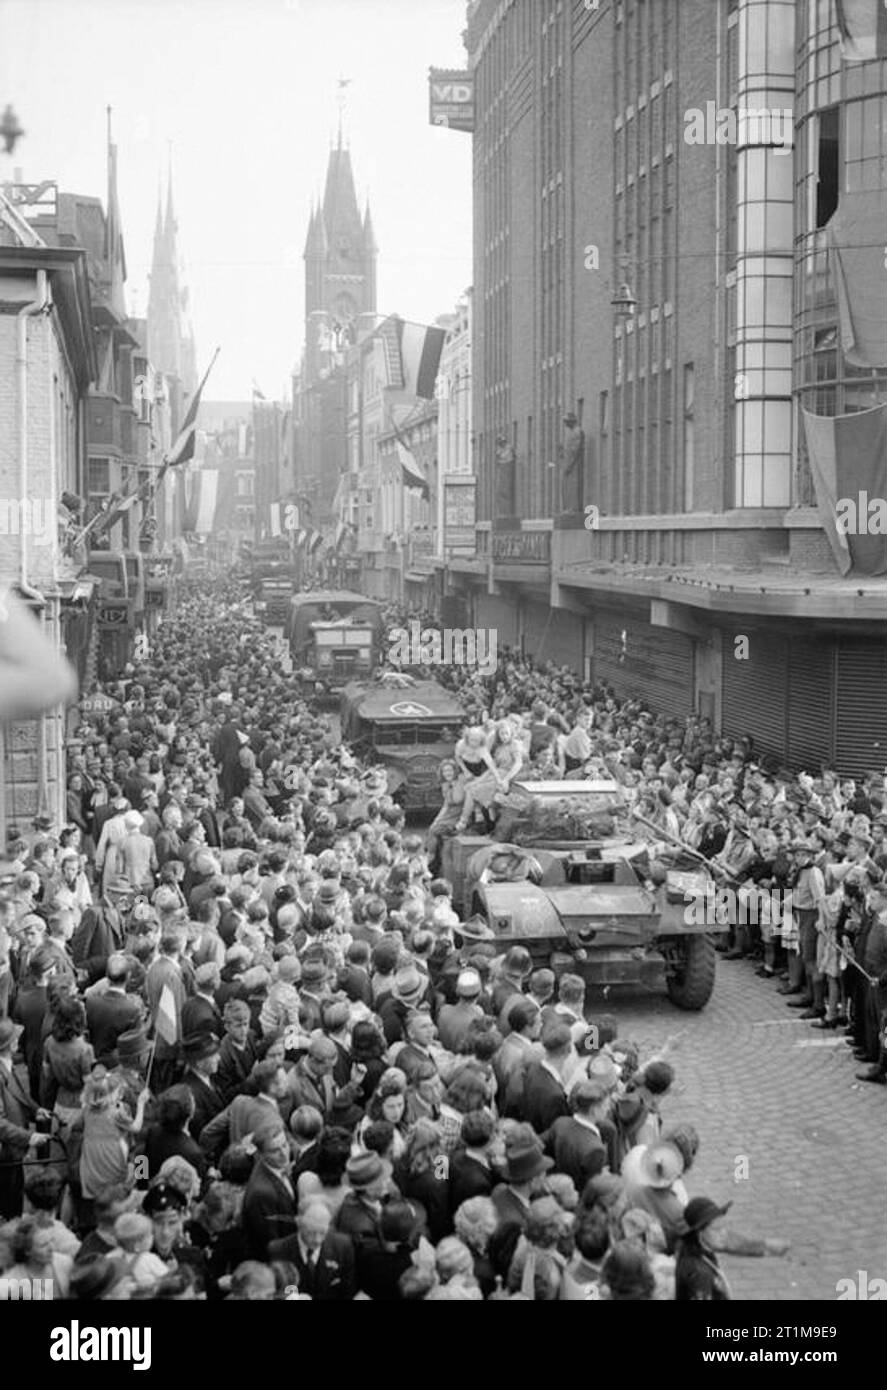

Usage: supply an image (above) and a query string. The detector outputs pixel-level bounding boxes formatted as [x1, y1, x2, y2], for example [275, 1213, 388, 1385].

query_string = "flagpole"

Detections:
[144, 1032, 159, 1093]
[145, 346, 222, 516]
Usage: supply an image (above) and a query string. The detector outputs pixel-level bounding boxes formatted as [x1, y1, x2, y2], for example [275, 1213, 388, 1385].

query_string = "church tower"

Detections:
[147, 167, 197, 398]
[303, 131, 377, 383]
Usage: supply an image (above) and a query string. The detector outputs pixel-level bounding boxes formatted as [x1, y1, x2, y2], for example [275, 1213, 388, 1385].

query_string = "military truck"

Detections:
[256, 575, 296, 625]
[340, 678, 463, 814]
[440, 779, 723, 1010]
[286, 592, 384, 699]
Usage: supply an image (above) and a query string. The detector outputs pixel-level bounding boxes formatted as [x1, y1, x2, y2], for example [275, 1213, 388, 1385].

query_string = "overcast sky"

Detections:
[0, 0, 473, 400]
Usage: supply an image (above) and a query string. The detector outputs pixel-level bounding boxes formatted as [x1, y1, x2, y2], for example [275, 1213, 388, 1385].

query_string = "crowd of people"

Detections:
[0, 569, 882, 1302]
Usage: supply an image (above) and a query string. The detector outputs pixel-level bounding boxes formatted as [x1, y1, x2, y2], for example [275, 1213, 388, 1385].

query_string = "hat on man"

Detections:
[454, 914, 495, 945]
[277, 956, 301, 984]
[123, 811, 144, 832]
[300, 958, 327, 987]
[194, 962, 220, 988]
[501, 1133, 554, 1184]
[142, 1180, 188, 1216]
[639, 1141, 685, 1190]
[116, 1025, 150, 1064]
[676, 1196, 732, 1236]
[345, 1151, 385, 1190]
[182, 1032, 220, 1065]
[393, 965, 426, 1006]
[316, 881, 340, 906]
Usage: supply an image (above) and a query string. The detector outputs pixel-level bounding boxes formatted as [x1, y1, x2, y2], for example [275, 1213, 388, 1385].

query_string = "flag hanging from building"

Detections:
[154, 982, 179, 1046]
[827, 187, 887, 368]
[82, 487, 140, 547]
[395, 440, 429, 497]
[802, 403, 887, 576]
[390, 412, 430, 498]
[835, 0, 887, 59]
[148, 347, 220, 507]
[379, 318, 446, 400]
[398, 320, 447, 400]
[183, 469, 219, 534]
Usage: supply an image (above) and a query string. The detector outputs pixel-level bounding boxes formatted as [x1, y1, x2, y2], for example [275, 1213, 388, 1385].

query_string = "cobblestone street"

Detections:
[599, 959, 887, 1301]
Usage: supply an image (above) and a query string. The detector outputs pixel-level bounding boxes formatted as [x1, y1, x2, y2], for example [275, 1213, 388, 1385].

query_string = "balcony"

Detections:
[86, 396, 139, 462]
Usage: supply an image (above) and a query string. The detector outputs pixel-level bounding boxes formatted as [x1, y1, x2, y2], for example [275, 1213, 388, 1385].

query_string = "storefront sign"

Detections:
[444, 480, 476, 551]
[492, 531, 551, 563]
[429, 68, 475, 132]
[97, 599, 131, 628]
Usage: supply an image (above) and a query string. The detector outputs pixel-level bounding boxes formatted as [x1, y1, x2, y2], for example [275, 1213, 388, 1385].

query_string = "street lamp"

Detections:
[611, 280, 637, 320]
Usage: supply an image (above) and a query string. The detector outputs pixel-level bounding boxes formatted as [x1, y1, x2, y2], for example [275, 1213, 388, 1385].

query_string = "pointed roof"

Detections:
[304, 202, 328, 259]
[104, 110, 127, 319]
[363, 200, 378, 256]
[321, 142, 363, 249]
[165, 160, 176, 239]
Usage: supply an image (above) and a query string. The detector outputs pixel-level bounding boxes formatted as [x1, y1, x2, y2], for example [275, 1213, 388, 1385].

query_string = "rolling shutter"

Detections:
[722, 630, 788, 760]
[594, 615, 695, 718]
[787, 638, 834, 773]
[835, 641, 887, 778]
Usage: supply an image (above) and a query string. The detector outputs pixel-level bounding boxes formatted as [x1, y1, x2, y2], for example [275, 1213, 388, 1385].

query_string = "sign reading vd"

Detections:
[429, 68, 475, 132]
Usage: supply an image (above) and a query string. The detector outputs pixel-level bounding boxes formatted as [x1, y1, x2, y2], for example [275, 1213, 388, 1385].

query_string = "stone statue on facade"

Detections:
[560, 413, 585, 514]
[494, 433, 517, 519]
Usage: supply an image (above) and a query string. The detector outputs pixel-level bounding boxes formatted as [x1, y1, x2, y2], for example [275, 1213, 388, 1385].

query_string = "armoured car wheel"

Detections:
[664, 934, 716, 1011]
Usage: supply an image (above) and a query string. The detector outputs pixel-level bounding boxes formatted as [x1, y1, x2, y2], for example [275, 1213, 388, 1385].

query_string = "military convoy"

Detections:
[440, 779, 723, 1011]
[340, 678, 463, 814]
[286, 592, 384, 700]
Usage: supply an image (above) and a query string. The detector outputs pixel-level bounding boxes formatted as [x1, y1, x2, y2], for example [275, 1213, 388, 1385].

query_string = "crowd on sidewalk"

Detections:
[3, 571, 883, 1302]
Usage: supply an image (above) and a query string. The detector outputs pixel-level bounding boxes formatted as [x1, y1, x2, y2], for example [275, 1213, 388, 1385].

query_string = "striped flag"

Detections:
[379, 317, 446, 400]
[390, 412, 430, 497]
[154, 982, 179, 1046]
[836, 0, 887, 59]
[166, 348, 220, 470]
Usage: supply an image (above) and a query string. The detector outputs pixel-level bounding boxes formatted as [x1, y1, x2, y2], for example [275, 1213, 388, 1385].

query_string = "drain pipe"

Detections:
[17, 268, 50, 604]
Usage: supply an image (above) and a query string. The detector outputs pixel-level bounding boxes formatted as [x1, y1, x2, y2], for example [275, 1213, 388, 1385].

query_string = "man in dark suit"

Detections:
[242, 1122, 297, 1260]
[518, 1022, 572, 1135]
[85, 954, 143, 1065]
[0, 1018, 43, 1217]
[334, 1152, 386, 1253]
[181, 963, 223, 1038]
[13, 945, 54, 1099]
[71, 888, 128, 984]
[545, 1079, 609, 1188]
[181, 1033, 224, 1141]
[494, 999, 542, 1116]
[268, 1201, 355, 1300]
[448, 1111, 496, 1214]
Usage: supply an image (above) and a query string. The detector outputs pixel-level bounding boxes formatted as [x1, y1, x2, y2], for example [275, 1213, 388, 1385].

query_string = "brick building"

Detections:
[0, 192, 96, 833]
[445, 0, 887, 775]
